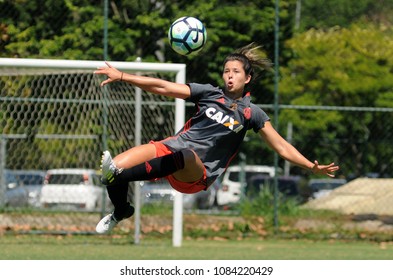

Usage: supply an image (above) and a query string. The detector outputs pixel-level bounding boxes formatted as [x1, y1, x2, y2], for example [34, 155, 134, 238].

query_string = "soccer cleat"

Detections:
[100, 150, 123, 185]
[95, 212, 119, 234]
[95, 205, 135, 234]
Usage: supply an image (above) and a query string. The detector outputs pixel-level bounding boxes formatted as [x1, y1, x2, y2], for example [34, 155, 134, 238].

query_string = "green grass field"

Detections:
[1, 235, 392, 260]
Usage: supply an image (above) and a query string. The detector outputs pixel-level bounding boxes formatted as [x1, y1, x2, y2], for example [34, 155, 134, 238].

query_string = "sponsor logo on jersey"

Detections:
[205, 107, 244, 133]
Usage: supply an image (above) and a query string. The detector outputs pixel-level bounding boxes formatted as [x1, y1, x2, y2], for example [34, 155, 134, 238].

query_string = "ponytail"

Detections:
[224, 42, 272, 83]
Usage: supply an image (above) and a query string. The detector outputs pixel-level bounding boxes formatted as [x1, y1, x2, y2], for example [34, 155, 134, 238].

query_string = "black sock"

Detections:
[117, 151, 185, 182]
[106, 182, 130, 219]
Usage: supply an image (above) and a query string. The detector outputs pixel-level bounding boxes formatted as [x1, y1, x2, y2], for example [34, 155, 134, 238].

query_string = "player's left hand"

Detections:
[311, 160, 340, 177]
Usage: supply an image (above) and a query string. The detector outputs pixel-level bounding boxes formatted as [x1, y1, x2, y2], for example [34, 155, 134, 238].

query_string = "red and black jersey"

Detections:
[161, 83, 270, 187]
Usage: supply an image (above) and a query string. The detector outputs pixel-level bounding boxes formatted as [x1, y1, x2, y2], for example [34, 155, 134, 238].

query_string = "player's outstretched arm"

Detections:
[94, 61, 191, 99]
[259, 121, 340, 177]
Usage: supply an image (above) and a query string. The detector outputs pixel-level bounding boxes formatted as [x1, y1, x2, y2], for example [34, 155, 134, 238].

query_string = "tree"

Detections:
[278, 23, 393, 176]
[297, 0, 393, 31]
[1, 0, 295, 94]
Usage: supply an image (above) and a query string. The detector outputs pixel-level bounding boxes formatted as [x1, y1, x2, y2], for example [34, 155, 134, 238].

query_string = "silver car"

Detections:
[10, 170, 46, 207]
[0, 170, 28, 207]
[309, 178, 347, 199]
[140, 179, 218, 210]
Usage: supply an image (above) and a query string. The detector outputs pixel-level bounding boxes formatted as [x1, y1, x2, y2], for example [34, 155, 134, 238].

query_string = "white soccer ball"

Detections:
[168, 16, 207, 56]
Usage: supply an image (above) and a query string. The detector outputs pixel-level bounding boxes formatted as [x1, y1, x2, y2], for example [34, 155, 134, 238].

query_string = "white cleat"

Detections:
[95, 213, 119, 234]
[100, 150, 122, 185]
[96, 206, 134, 234]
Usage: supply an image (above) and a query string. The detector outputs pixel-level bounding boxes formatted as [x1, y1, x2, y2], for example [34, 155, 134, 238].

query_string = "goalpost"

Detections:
[0, 58, 186, 247]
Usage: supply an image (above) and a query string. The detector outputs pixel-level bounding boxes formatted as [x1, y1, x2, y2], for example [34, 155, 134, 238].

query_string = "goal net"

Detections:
[0, 58, 185, 246]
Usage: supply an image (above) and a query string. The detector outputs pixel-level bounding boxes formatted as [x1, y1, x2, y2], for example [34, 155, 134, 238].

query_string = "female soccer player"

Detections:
[94, 43, 339, 234]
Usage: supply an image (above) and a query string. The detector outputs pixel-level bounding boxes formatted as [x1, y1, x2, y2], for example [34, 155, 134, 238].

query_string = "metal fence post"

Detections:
[273, 0, 281, 233]
[0, 135, 6, 207]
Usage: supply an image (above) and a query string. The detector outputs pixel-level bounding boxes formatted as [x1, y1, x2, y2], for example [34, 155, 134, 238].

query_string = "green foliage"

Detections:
[279, 23, 393, 176]
[239, 188, 301, 224]
[0, 0, 292, 97]
[141, 203, 173, 216]
[1, 0, 392, 176]
[298, 0, 393, 30]
[281, 24, 393, 107]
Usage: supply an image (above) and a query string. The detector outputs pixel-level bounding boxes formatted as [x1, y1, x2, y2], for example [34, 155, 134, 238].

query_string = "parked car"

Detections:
[309, 178, 347, 199]
[10, 170, 46, 207]
[183, 180, 220, 210]
[140, 179, 219, 210]
[140, 180, 175, 205]
[246, 175, 305, 200]
[1, 169, 28, 207]
[216, 165, 281, 206]
[40, 169, 110, 211]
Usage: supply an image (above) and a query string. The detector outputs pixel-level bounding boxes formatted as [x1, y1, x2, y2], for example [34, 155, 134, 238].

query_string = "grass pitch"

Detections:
[0, 235, 392, 260]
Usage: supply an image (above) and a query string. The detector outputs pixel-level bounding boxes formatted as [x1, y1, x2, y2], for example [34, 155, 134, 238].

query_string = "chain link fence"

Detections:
[1, 59, 392, 237]
[1, 1, 392, 240]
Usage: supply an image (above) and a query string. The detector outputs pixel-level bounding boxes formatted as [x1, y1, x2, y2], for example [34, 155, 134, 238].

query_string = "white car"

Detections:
[40, 169, 110, 211]
[216, 165, 279, 206]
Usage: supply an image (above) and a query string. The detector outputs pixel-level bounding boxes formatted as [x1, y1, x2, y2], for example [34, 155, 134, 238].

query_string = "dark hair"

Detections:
[223, 43, 272, 83]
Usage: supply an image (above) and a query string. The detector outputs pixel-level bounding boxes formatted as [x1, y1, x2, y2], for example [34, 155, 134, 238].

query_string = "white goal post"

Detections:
[0, 57, 186, 247]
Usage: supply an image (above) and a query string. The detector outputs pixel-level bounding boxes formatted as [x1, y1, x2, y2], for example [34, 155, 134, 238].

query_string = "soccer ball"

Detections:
[168, 16, 207, 56]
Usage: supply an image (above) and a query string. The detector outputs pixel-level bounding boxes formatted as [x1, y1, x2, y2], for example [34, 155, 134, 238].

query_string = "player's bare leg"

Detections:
[172, 149, 205, 183]
[113, 143, 157, 169]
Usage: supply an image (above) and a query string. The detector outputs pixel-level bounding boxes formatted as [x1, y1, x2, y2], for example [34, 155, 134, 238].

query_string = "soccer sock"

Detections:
[117, 151, 185, 182]
[106, 182, 130, 219]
